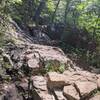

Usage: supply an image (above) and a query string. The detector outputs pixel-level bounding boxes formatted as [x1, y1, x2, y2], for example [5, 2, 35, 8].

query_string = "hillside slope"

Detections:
[0, 19, 100, 100]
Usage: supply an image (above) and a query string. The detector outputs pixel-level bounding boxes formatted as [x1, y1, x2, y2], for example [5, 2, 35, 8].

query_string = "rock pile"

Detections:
[1, 71, 99, 100]
[0, 43, 100, 100]
[35, 71, 100, 100]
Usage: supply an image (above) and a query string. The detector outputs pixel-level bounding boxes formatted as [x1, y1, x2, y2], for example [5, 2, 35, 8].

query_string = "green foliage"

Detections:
[0, 54, 12, 82]
[0, 0, 10, 44]
[58, 63, 65, 73]
[77, 0, 100, 39]
[90, 89, 100, 98]
[62, 45, 100, 68]
[44, 60, 66, 73]
[9, 0, 22, 4]
[46, 0, 55, 13]
[85, 51, 100, 68]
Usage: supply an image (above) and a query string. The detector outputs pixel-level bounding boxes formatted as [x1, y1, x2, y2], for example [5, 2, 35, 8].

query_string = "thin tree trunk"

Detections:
[51, 0, 61, 24]
[64, 0, 70, 24]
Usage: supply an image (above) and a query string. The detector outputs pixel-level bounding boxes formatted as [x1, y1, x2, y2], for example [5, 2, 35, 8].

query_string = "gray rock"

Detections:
[3, 84, 23, 100]
[18, 82, 28, 91]
[32, 76, 47, 91]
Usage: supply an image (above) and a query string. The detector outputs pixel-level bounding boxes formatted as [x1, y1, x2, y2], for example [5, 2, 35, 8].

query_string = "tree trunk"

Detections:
[92, 14, 100, 40]
[33, 0, 46, 26]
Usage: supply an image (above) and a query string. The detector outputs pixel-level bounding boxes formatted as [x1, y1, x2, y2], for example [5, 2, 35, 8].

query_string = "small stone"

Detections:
[28, 58, 39, 69]
[33, 90, 55, 100]
[63, 85, 80, 100]
[32, 76, 47, 91]
[54, 89, 67, 100]
[19, 82, 28, 91]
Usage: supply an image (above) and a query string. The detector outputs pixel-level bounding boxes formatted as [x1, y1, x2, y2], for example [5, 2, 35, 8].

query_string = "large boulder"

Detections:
[24, 44, 71, 64]
[16, 44, 75, 74]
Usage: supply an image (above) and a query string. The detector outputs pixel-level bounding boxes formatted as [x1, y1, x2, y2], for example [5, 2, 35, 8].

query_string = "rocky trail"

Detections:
[0, 21, 100, 100]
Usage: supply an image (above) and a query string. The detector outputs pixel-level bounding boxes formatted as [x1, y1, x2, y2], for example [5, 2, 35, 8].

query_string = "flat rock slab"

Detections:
[75, 81, 97, 97]
[63, 85, 80, 100]
[63, 70, 99, 91]
[64, 71, 98, 83]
